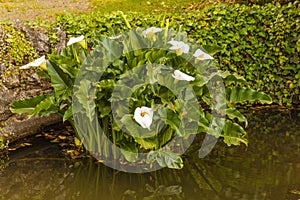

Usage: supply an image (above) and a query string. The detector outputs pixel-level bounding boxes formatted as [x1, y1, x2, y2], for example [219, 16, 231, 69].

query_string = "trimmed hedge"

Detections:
[236, 0, 296, 5]
[181, 2, 300, 106]
[52, 2, 299, 106]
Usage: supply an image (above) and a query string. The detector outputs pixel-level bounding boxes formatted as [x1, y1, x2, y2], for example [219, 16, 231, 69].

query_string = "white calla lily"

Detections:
[133, 106, 153, 130]
[193, 49, 213, 60]
[142, 27, 162, 39]
[172, 70, 195, 81]
[67, 35, 85, 47]
[19, 55, 46, 70]
[168, 40, 189, 55]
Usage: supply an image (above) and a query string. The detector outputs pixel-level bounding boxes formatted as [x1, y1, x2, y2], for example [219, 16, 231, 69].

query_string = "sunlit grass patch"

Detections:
[0, 0, 25, 2]
[0, 0, 91, 21]
[0, 0, 41, 14]
[89, 0, 207, 14]
[0, 3, 18, 11]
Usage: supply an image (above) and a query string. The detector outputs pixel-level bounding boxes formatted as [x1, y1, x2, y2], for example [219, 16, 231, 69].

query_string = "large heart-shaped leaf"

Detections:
[30, 95, 58, 117]
[226, 86, 272, 104]
[222, 120, 248, 146]
[10, 94, 53, 116]
[46, 60, 73, 100]
[74, 79, 96, 122]
[147, 150, 183, 169]
[226, 107, 248, 127]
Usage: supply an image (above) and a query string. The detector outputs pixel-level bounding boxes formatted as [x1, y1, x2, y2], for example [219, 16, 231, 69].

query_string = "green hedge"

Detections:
[53, 2, 299, 106]
[236, 0, 297, 5]
[180, 2, 300, 106]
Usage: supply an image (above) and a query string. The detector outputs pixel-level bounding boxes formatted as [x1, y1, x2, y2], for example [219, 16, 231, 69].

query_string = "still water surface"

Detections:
[0, 109, 300, 200]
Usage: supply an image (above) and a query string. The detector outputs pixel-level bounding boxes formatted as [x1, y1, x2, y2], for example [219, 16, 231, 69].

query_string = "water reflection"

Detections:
[0, 109, 299, 200]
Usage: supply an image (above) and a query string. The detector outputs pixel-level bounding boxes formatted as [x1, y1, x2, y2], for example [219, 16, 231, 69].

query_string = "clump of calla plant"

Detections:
[11, 23, 272, 170]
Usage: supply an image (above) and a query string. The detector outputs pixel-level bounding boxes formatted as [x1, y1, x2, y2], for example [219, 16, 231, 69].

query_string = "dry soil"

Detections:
[0, 0, 92, 21]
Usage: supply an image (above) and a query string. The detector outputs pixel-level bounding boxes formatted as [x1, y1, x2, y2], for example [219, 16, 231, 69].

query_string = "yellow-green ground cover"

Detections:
[0, 0, 235, 21]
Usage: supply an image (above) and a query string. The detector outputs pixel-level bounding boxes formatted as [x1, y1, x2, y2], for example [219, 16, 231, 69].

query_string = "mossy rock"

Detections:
[0, 23, 62, 147]
[0, 23, 37, 67]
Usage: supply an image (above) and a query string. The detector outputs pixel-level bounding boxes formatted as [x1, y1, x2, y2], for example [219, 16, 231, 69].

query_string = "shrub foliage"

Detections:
[54, 2, 300, 106]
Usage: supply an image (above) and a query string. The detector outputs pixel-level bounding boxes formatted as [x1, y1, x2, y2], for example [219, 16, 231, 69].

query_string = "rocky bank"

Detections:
[0, 22, 67, 143]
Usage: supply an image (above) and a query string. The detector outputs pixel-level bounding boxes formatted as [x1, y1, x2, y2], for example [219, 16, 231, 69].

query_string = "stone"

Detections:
[54, 28, 67, 54]
[0, 23, 67, 143]
[1, 114, 62, 143]
[15, 21, 50, 54]
[0, 80, 61, 143]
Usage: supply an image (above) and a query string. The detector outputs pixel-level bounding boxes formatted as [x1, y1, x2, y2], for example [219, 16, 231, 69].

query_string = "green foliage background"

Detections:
[1, 2, 298, 106]
[52, 2, 300, 106]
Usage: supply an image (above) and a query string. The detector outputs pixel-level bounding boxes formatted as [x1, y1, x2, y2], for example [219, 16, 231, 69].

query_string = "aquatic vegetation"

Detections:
[10, 22, 272, 170]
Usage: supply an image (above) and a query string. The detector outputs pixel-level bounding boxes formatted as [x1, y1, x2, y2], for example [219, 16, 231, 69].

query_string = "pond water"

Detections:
[0, 109, 300, 200]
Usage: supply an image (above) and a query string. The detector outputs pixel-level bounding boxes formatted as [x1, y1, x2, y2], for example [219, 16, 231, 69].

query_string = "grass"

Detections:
[0, 0, 92, 21]
[0, 0, 233, 21]
[0, 0, 283, 21]
[89, 0, 207, 14]
[0, 3, 18, 11]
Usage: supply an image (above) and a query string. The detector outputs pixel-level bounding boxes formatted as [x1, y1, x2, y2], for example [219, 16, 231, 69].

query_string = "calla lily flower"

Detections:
[172, 70, 195, 81]
[142, 27, 162, 39]
[193, 49, 213, 60]
[67, 35, 85, 47]
[168, 40, 189, 55]
[133, 106, 153, 130]
[19, 55, 46, 70]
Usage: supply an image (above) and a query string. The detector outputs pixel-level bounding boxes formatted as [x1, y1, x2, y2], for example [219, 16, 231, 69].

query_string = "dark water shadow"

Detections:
[0, 109, 300, 200]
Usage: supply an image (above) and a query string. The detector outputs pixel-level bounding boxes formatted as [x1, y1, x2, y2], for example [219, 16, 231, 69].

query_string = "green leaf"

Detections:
[134, 137, 157, 150]
[219, 71, 248, 86]
[158, 127, 174, 148]
[120, 143, 138, 162]
[10, 94, 52, 116]
[159, 108, 181, 135]
[50, 55, 78, 78]
[63, 106, 73, 122]
[36, 70, 50, 79]
[222, 120, 248, 146]
[46, 60, 73, 100]
[97, 101, 111, 118]
[226, 86, 272, 104]
[30, 95, 58, 117]
[119, 114, 160, 138]
[147, 150, 183, 169]
[102, 37, 123, 58]
[74, 79, 96, 122]
[226, 107, 248, 127]
[203, 44, 223, 55]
